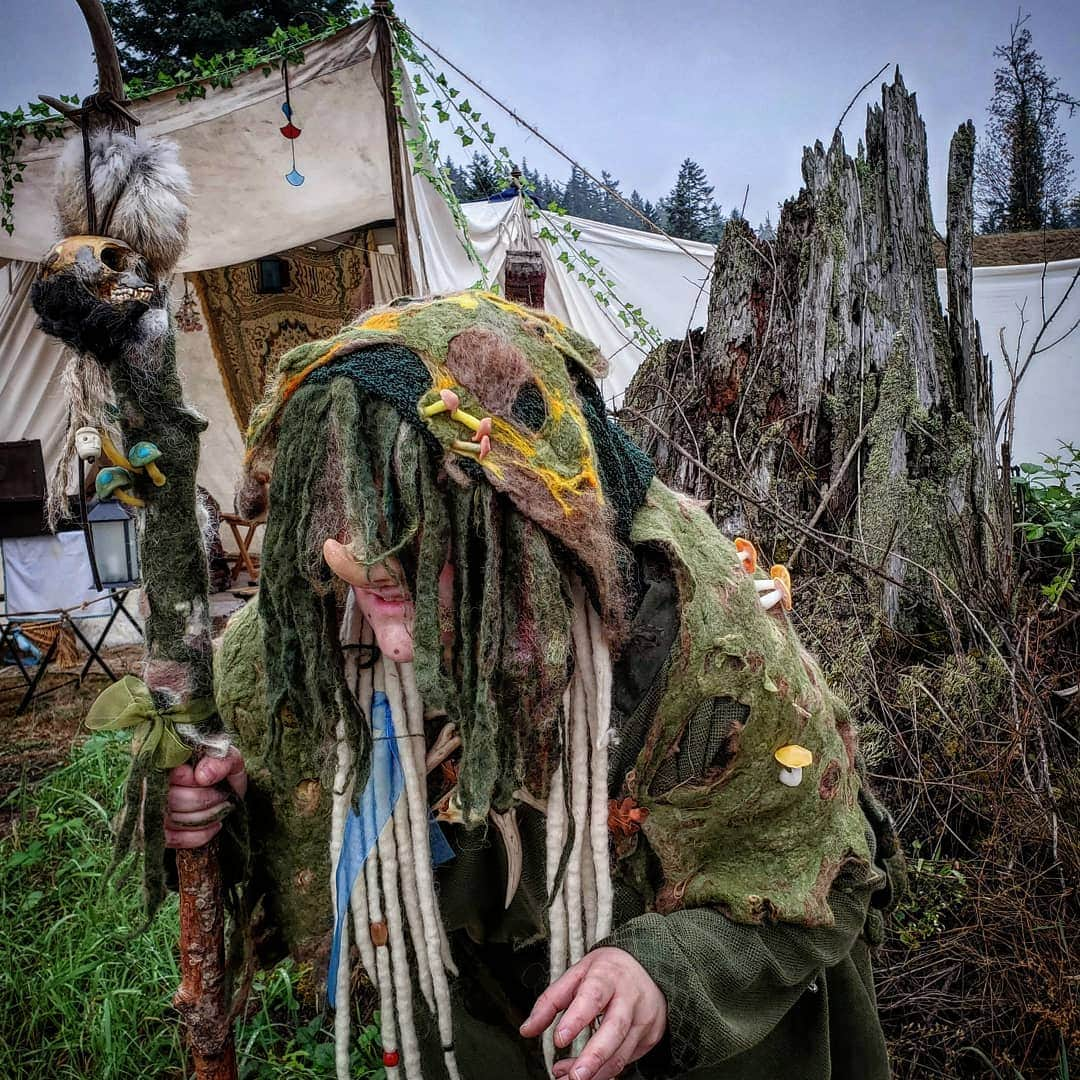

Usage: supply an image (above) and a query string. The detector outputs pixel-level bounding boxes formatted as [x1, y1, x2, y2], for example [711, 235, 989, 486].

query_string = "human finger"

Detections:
[194, 746, 247, 795]
[165, 803, 233, 828]
[168, 784, 230, 814]
[168, 762, 197, 787]
[555, 1001, 638, 1080]
[554, 972, 617, 1048]
[165, 821, 222, 849]
[553, 1030, 646, 1080]
[520, 954, 595, 1037]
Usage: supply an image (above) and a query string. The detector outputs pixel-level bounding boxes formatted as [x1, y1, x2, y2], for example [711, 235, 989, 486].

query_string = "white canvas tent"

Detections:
[935, 258, 1080, 469]
[0, 17, 714, 514]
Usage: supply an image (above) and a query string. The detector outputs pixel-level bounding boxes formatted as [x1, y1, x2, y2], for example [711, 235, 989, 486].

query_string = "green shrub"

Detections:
[1014, 443, 1080, 607]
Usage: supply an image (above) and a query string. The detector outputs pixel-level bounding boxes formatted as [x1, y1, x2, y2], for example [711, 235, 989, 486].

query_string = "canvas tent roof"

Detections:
[0, 15, 715, 515]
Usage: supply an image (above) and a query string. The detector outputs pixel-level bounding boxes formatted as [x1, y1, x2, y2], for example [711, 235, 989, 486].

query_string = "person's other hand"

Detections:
[520, 946, 668, 1080]
[164, 746, 247, 849]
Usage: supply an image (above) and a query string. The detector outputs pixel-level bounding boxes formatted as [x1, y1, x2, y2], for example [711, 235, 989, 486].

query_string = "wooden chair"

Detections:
[220, 512, 266, 586]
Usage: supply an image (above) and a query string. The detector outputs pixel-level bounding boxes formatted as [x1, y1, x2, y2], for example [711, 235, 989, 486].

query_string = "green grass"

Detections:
[0, 732, 385, 1079]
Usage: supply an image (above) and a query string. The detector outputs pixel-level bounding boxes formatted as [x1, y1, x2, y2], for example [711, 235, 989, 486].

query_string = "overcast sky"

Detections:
[3, 0, 1078, 228]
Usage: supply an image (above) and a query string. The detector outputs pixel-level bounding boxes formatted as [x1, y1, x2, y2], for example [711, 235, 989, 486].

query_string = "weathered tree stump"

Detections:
[624, 72, 1002, 630]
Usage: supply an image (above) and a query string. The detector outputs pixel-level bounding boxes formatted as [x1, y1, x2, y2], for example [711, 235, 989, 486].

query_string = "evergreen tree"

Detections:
[975, 13, 1079, 232]
[662, 158, 719, 241]
[597, 171, 636, 227]
[463, 153, 505, 200]
[704, 203, 727, 244]
[627, 189, 651, 230]
[563, 166, 601, 220]
[103, 0, 354, 81]
[444, 159, 470, 202]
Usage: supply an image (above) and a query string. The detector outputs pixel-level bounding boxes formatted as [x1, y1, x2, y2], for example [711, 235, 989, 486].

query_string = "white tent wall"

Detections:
[935, 259, 1080, 468]
[171, 280, 248, 513]
[0, 261, 70, 475]
[0, 23, 394, 271]
[451, 201, 715, 402]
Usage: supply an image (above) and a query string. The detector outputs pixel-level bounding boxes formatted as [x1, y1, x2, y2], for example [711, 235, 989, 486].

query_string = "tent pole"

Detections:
[373, 1, 417, 296]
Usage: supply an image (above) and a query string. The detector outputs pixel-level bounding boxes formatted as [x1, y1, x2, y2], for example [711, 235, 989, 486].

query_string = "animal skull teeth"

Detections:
[109, 285, 154, 304]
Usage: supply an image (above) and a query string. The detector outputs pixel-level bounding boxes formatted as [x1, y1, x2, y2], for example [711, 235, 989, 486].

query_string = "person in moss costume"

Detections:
[166, 291, 902, 1079]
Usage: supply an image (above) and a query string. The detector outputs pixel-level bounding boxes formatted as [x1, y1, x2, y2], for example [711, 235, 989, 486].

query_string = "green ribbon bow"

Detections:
[86, 675, 216, 770]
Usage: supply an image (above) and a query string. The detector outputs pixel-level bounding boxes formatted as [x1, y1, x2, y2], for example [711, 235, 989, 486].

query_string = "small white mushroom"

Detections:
[757, 564, 793, 613]
[74, 426, 102, 463]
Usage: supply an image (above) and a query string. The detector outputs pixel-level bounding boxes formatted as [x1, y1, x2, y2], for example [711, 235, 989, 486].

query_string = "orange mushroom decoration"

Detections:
[734, 537, 757, 573]
[756, 564, 792, 613]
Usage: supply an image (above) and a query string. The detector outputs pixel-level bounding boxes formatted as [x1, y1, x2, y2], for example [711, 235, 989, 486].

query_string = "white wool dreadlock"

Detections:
[46, 351, 122, 530]
[332, 585, 614, 1080]
[543, 583, 614, 1067]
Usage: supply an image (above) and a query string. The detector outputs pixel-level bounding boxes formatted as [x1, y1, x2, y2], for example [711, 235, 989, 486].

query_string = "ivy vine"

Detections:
[0, 99, 78, 235]
[391, 16, 664, 352]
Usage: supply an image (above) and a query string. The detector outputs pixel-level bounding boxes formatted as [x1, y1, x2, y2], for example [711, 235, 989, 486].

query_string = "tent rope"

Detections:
[386, 12, 714, 274]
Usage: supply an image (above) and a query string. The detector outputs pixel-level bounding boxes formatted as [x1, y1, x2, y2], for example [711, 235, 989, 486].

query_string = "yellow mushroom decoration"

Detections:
[100, 431, 131, 469]
[774, 743, 813, 787]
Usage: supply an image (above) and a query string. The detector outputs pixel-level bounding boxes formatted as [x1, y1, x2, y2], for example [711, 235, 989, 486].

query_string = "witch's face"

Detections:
[323, 538, 455, 664]
[324, 538, 415, 661]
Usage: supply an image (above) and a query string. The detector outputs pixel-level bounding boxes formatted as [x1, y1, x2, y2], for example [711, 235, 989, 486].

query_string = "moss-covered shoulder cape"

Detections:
[217, 476, 870, 945]
[627, 480, 870, 927]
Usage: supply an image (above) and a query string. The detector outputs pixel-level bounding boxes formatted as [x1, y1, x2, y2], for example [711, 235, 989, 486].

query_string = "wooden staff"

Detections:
[55, 3, 237, 1077]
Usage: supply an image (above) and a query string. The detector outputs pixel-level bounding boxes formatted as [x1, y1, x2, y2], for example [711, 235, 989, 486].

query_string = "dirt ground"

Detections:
[0, 645, 143, 836]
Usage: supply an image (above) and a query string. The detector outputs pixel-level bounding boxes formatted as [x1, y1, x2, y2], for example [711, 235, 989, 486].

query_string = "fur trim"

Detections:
[56, 134, 190, 279]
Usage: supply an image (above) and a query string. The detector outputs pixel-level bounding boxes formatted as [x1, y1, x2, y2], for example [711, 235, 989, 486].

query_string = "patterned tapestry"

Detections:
[192, 235, 376, 430]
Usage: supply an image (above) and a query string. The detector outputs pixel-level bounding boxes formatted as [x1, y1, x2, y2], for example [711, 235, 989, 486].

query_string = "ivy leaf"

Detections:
[461, 135, 473, 147]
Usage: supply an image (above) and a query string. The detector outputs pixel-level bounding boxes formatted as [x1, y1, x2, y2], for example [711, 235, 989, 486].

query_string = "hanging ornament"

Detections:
[280, 60, 305, 187]
[176, 278, 202, 332]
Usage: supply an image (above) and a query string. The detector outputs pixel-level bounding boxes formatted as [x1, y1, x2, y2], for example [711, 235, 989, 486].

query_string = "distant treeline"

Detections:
[444, 153, 775, 244]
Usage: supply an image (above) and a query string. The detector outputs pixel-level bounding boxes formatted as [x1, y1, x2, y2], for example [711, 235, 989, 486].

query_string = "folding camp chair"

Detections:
[0, 588, 142, 715]
[220, 511, 266, 585]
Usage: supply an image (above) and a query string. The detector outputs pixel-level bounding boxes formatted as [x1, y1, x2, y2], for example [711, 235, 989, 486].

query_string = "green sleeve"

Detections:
[599, 870, 873, 1076]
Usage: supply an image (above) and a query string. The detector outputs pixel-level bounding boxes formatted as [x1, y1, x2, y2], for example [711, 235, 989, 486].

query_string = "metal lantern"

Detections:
[87, 498, 139, 587]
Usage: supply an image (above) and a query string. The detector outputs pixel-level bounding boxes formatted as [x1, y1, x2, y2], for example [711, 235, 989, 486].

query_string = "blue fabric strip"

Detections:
[328, 690, 402, 1006]
[326, 690, 456, 1005]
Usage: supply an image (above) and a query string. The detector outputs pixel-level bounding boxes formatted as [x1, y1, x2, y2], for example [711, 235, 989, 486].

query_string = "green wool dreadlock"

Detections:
[259, 368, 579, 820]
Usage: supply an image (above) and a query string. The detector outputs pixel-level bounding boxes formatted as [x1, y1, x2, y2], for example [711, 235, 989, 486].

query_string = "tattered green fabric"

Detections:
[86, 674, 214, 769]
[250, 293, 654, 821]
[626, 480, 871, 927]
